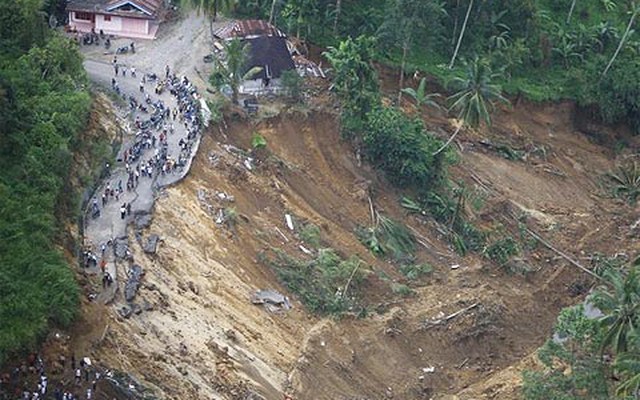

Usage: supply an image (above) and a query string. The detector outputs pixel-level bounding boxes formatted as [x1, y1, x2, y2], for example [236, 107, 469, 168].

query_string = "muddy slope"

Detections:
[84, 99, 638, 399]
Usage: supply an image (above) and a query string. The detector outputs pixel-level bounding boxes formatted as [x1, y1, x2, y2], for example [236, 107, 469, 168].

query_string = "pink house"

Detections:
[67, 0, 163, 39]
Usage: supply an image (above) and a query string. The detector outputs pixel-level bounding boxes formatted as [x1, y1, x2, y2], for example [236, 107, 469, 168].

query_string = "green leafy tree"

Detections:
[377, 0, 445, 101]
[364, 106, 446, 191]
[324, 35, 380, 136]
[589, 266, 640, 354]
[434, 56, 509, 155]
[281, 0, 318, 39]
[522, 305, 610, 399]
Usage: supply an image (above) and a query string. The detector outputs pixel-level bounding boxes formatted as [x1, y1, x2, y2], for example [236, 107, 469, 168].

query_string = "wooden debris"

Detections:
[420, 302, 479, 331]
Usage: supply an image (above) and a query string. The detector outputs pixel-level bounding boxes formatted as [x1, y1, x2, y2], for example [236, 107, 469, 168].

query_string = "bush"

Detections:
[263, 248, 367, 315]
[364, 106, 446, 191]
[357, 214, 416, 261]
[484, 236, 520, 267]
[399, 263, 433, 280]
[280, 70, 304, 100]
[299, 223, 321, 247]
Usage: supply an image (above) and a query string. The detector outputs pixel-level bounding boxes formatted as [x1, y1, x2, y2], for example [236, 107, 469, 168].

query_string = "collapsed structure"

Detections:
[213, 19, 325, 95]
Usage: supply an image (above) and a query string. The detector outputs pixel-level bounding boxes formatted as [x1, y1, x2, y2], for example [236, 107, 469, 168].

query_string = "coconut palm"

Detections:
[449, 0, 474, 69]
[615, 332, 640, 397]
[567, 0, 578, 23]
[433, 57, 509, 155]
[210, 38, 262, 104]
[190, 0, 237, 33]
[589, 266, 640, 354]
[602, 1, 640, 77]
[401, 77, 441, 111]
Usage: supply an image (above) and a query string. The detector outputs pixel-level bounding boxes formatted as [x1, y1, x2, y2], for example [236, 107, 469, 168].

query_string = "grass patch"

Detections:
[399, 263, 433, 280]
[261, 248, 368, 315]
[357, 213, 416, 261]
[299, 223, 321, 247]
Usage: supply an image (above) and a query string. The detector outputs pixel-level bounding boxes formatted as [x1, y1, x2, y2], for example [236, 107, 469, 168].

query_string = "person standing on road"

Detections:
[120, 203, 126, 220]
[131, 67, 136, 77]
[165, 64, 170, 78]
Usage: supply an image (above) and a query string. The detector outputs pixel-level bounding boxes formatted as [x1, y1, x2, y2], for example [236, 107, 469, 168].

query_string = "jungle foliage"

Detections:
[523, 261, 640, 399]
[231, 0, 640, 133]
[0, 0, 89, 363]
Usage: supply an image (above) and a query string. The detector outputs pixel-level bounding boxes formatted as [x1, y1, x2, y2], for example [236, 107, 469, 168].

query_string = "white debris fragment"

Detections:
[299, 245, 313, 255]
[285, 214, 294, 231]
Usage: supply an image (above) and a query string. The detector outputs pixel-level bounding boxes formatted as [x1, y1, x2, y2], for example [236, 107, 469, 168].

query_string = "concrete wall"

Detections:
[95, 14, 122, 32]
[68, 11, 95, 32]
[121, 17, 148, 35]
[68, 11, 157, 39]
[239, 78, 283, 95]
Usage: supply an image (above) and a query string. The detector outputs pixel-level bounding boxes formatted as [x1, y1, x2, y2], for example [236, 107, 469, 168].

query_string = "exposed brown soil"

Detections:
[10, 72, 639, 400]
[59, 81, 637, 400]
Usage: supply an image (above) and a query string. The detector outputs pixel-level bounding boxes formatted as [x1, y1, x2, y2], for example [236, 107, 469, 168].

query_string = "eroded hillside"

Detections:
[82, 96, 639, 399]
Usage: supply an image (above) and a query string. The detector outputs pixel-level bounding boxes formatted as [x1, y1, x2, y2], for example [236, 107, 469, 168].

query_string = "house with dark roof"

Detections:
[240, 36, 296, 95]
[67, 0, 162, 39]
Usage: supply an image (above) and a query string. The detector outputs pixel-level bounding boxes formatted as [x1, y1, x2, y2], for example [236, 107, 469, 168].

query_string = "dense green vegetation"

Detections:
[523, 261, 640, 399]
[230, 0, 640, 133]
[260, 248, 367, 315]
[0, 0, 89, 363]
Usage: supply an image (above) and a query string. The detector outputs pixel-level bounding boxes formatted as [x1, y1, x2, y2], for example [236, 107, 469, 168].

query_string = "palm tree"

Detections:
[615, 332, 640, 397]
[602, 1, 640, 77]
[449, 0, 474, 69]
[333, 0, 342, 34]
[567, 0, 577, 24]
[589, 266, 640, 354]
[268, 0, 278, 24]
[401, 77, 441, 111]
[210, 38, 262, 104]
[378, 0, 445, 102]
[433, 57, 509, 155]
[190, 0, 237, 34]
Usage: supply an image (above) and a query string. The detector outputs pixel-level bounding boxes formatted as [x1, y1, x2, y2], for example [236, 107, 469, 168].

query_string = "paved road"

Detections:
[82, 58, 203, 304]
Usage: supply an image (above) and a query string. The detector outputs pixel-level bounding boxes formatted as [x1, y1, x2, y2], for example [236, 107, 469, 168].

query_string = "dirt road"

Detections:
[82, 41, 204, 304]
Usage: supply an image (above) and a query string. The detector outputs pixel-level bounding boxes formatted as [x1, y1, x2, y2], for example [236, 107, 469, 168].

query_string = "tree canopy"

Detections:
[0, 0, 89, 364]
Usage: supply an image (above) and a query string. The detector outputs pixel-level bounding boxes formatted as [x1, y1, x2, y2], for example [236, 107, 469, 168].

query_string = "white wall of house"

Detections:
[239, 78, 283, 95]
[95, 14, 122, 32]
[121, 17, 148, 34]
[68, 11, 95, 32]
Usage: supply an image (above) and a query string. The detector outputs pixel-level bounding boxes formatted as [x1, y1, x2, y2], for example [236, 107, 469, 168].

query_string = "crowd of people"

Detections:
[0, 353, 105, 400]
[97, 59, 203, 218]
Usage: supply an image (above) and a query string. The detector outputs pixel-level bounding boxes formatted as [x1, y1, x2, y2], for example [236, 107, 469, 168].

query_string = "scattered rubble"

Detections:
[133, 211, 153, 230]
[251, 289, 292, 312]
[124, 264, 145, 302]
[143, 234, 160, 254]
[114, 237, 130, 259]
